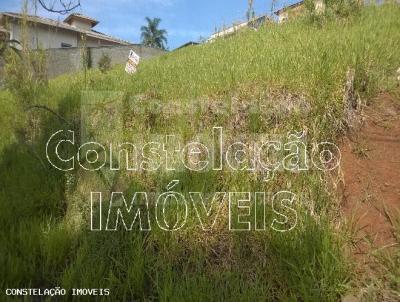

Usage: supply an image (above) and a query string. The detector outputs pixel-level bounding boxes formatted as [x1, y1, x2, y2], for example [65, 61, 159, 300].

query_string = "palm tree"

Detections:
[140, 17, 168, 50]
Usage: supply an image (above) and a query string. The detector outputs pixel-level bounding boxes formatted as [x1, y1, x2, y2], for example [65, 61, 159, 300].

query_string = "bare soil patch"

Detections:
[340, 90, 400, 257]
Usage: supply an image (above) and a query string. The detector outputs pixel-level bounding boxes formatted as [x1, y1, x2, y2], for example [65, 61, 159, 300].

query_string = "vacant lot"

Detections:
[1, 4, 399, 301]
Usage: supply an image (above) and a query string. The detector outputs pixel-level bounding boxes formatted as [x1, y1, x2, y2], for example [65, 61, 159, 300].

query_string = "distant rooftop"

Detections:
[274, 1, 305, 15]
[207, 15, 270, 42]
[1, 12, 131, 46]
[176, 41, 199, 50]
[64, 13, 99, 27]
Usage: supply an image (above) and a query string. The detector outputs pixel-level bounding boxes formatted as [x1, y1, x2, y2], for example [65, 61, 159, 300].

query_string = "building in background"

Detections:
[175, 41, 199, 50]
[274, 1, 305, 23]
[274, 0, 325, 23]
[207, 15, 270, 43]
[206, 0, 326, 42]
[0, 12, 132, 49]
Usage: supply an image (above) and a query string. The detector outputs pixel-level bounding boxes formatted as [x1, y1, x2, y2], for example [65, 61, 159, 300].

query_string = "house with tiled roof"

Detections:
[0, 12, 132, 49]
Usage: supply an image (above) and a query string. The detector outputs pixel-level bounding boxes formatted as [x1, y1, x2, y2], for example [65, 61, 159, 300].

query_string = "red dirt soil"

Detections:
[340, 90, 400, 256]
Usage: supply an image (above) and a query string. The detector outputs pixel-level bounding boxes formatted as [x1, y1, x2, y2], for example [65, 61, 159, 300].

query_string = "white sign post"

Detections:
[125, 50, 140, 74]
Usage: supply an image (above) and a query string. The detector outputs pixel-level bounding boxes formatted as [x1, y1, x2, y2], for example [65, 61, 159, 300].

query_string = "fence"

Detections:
[45, 45, 166, 78]
[0, 44, 166, 84]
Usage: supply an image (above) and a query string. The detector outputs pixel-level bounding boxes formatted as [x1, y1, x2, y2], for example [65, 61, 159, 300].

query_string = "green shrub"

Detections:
[98, 53, 112, 73]
[327, 0, 362, 17]
[305, 0, 362, 20]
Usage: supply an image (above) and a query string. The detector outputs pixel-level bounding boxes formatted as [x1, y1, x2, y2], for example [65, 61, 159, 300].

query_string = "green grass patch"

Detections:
[1, 4, 399, 301]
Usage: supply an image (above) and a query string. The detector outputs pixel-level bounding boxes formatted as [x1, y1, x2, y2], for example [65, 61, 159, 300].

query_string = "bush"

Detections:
[326, 0, 362, 17]
[98, 53, 112, 73]
[305, 0, 362, 20]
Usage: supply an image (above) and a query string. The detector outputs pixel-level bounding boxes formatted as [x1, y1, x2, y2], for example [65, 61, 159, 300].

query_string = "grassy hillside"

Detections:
[0, 4, 399, 301]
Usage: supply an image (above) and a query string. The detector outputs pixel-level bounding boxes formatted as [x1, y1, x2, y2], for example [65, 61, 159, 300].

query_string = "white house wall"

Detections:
[10, 21, 79, 49]
[69, 19, 92, 31]
[8, 19, 125, 49]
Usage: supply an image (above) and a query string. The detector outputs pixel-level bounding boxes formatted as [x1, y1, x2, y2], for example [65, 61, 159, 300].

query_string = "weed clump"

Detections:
[4, 48, 47, 107]
[98, 53, 112, 73]
[1, 4, 400, 301]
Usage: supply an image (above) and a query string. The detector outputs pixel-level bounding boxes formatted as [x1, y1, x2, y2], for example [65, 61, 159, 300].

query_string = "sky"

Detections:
[0, 0, 292, 49]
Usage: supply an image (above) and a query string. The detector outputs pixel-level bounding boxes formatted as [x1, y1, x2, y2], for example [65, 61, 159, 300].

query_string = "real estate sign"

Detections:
[125, 50, 140, 74]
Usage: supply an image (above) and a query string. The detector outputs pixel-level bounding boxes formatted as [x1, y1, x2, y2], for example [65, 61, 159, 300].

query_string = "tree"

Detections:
[140, 17, 168, 50]
[246, 0, 255, 21]
[36, 0, 81, 14]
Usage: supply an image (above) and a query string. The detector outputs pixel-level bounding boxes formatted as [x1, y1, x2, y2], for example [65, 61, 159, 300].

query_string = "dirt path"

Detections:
[340, 90, 400, 257]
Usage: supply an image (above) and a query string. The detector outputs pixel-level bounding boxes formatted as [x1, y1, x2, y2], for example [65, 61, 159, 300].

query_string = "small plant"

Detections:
[98, 53, 111, 73]
[352, 141, 371, 158]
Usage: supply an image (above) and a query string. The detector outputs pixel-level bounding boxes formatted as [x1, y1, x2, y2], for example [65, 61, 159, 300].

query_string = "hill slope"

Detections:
[0, 4, 400, 301]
